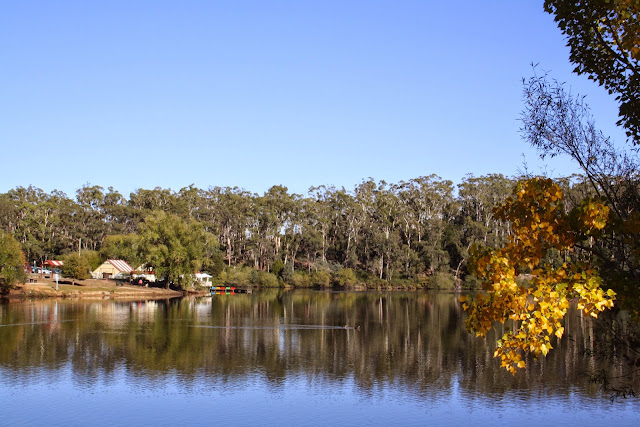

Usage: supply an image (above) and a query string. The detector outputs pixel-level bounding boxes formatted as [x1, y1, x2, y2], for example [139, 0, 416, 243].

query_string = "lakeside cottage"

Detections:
[92, 259, 133, 279]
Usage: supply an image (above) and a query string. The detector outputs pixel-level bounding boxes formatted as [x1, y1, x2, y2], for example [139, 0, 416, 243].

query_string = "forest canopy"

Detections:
[0, 173, 618, 291]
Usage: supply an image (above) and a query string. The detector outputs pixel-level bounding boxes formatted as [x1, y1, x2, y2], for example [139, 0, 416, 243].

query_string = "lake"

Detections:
[1, 290, 639, 426]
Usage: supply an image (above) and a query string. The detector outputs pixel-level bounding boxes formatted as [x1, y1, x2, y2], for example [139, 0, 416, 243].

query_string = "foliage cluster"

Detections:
[544, 0, 640, 143]
[61, 253, 92, 285]
[0, 230, 26, 294]
[462, 178, 616, 373]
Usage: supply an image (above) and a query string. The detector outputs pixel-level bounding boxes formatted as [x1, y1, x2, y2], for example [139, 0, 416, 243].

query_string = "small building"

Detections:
[195, 272, 213, 286]
[92, 259, 133, 279]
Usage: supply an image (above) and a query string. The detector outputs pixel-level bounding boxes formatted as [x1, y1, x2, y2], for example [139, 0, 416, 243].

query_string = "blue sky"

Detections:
[1, 1, 627, 198]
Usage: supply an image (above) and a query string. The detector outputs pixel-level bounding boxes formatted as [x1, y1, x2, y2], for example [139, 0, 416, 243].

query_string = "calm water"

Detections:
[1, 290, 639, 426]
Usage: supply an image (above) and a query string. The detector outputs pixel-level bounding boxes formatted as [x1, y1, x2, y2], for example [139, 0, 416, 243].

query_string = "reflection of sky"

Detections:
[1, 364, 639, 426]
[2, 297, 640, 425]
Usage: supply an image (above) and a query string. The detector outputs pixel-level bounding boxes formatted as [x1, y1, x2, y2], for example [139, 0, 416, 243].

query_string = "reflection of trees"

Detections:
[0, 293, 637, 397]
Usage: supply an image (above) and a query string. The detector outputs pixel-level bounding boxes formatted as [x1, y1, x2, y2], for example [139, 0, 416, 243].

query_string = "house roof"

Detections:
[107, 259, 133, 272]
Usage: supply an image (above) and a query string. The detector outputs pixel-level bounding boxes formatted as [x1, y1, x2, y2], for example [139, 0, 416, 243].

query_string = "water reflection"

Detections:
[0, 291, 638, 408]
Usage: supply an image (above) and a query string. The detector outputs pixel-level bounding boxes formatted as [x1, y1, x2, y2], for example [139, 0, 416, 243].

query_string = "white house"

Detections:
[194, 273, 213, 286]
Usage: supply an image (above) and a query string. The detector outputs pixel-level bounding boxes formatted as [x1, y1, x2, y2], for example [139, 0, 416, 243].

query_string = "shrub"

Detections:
[291, 271, 312, 287]
[80, 250, 102, 271]
[389, 278, 416, 290]
[280, 266, 294, 285]
[224, 266, 252, 286]
[272, 259, 284, 277]
[462, 274, 482, 290]
[62, 253, 92, 285]
[428, 271, 456, 290]
[310, 270, 331, 287]
[249, 270, 280, 288]
[336, 268, 357, 288]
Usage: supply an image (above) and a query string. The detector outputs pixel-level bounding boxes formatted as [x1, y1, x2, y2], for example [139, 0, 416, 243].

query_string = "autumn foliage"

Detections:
[461, 178, 615, 374]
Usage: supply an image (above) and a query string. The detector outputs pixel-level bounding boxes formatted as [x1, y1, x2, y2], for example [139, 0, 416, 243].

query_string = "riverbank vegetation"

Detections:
[1, 163, 636, 296]
[0, 173, 514, 292]
[2, 171, 619, 293]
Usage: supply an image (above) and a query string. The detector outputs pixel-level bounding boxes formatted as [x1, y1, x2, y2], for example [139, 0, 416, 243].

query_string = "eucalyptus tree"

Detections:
[352, 179, 377, 275]
[406, 176, 456, 275]
[175, 184, 201, 220]
[128, 187, 179, 214]
[332, 187, 362, 268]
[394, 180, 422, 275]
[307, 185, 335, 263]
[298, 196, 324, 272]
[458, 174, 513, 246]
[102, 187, 137, 235]
[201, 186, 253, 266]
[372, 181, 403, 280]
[281, 193, 304, 271]
[0, 186, 76, 263]
[75, 184, 109, 251]
[455, 174, 514, 281]
[248, 185, 298, 271]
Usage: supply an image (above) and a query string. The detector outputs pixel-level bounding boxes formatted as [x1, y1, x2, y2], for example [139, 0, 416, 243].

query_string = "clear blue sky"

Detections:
[1, 1, 627, 198]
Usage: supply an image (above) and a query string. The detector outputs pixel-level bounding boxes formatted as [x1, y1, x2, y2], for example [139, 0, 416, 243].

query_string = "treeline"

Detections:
[0, 173, 602, 289]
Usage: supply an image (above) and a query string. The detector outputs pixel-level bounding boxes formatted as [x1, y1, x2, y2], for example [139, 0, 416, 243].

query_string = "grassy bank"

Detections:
[6, 276, 187, 300]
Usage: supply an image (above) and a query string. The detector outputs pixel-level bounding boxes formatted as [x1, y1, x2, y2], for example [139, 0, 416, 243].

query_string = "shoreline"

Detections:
[3, 277, 459, 302]
[4, 277, 209, 301]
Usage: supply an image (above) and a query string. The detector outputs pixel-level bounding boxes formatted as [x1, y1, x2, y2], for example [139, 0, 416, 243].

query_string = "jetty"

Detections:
[210, 286, 252, 295]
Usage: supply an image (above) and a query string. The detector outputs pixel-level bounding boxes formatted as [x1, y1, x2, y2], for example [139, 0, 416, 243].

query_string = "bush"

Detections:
[224, 266, 252, 286]
[313, 259, 342, 274]
[416, 273, 429, 289]
[310, 270, 331, 287]
[272, 259, 284, 277]
[80, 250, 102, 271]
[336, 268, 357, 288]
[291, 271, 312, 288]
[428, 271, 456, 290]
[249, 270, 280, 288]
[62, 253, 92, 285]
[462, 274, 482, 290]
[389, 278, 416, 290]
[279, 266, 294, 285]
